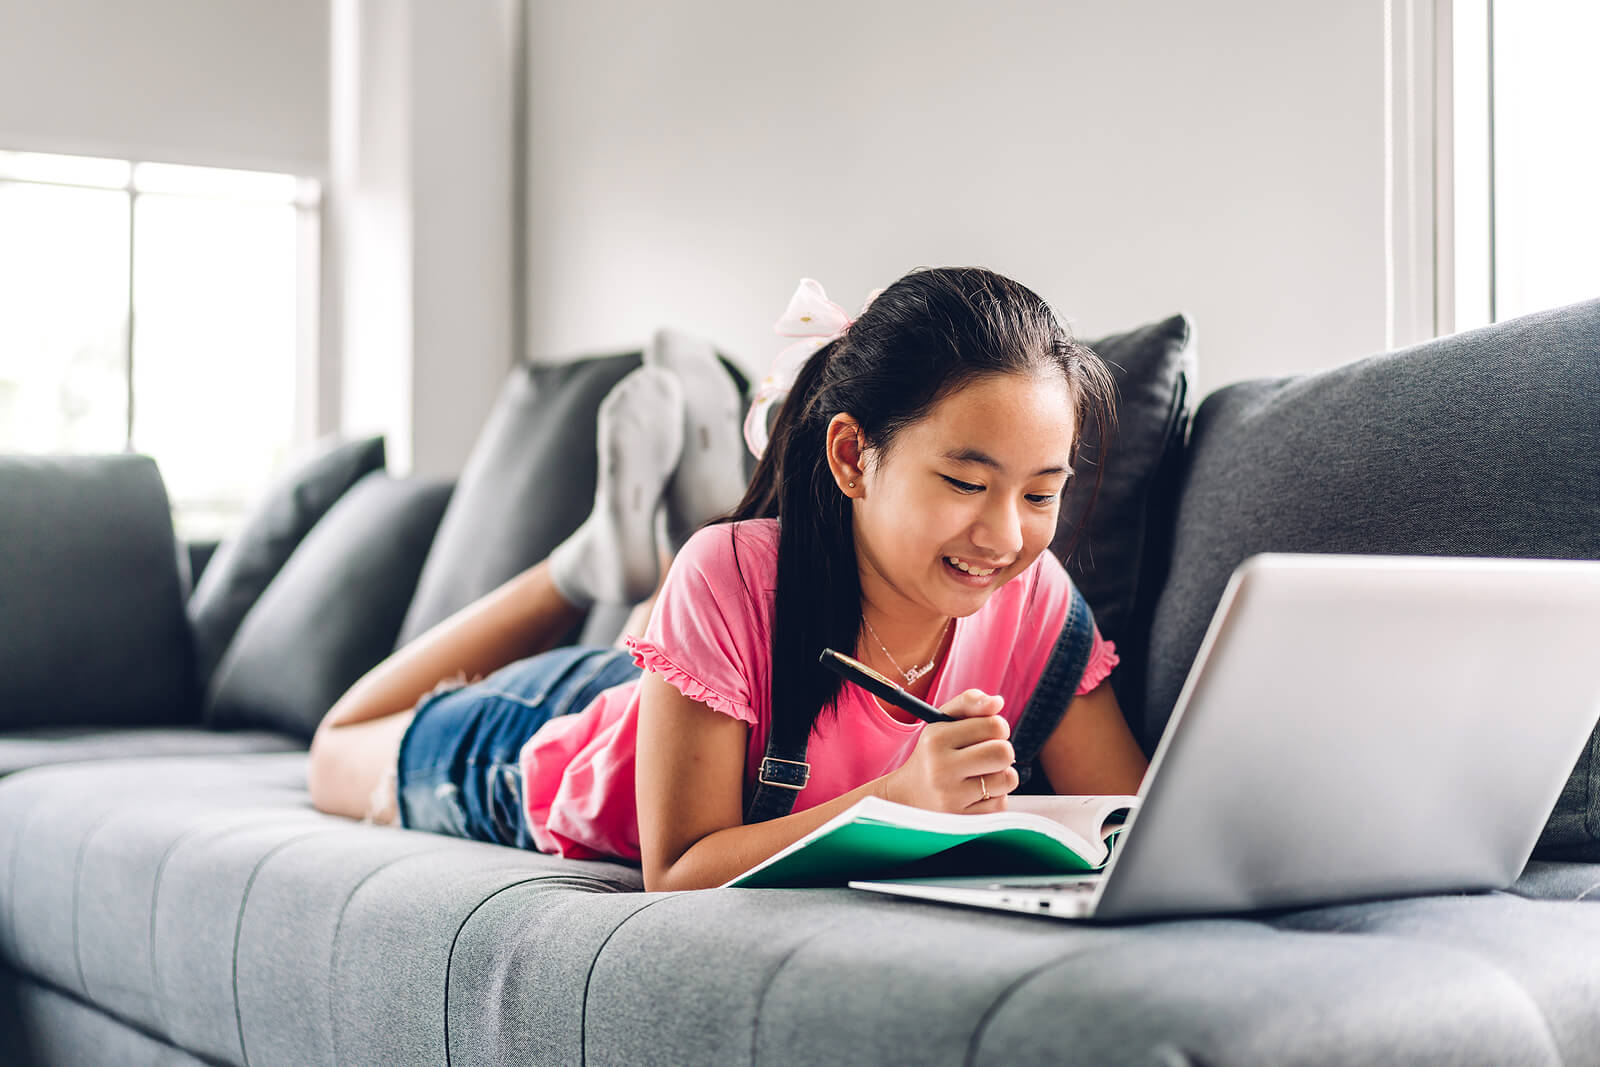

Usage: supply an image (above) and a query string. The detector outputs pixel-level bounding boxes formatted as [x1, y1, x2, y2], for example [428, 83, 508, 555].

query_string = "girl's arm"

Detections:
[634, 671, 1013, 892]
[1036, 681, 1150, 796]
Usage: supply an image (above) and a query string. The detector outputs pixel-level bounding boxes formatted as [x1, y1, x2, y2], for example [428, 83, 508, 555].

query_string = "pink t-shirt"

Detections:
[516, 518, 1119, 862]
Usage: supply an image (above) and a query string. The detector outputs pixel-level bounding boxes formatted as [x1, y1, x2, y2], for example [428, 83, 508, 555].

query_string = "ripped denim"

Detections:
[393, 645, 641, 848]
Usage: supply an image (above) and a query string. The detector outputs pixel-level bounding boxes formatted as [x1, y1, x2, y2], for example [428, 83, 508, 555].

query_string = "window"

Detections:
[0, 150, 320, 541]
[1448, 0, 1600, 330]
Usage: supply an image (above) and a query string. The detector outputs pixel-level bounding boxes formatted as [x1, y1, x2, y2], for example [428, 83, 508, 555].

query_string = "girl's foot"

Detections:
[644, 327, 749, 549]
[548, 366, 684, 607]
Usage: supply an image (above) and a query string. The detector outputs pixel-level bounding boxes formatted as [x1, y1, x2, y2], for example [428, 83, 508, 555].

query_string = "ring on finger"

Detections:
[979, 775, 989, 801]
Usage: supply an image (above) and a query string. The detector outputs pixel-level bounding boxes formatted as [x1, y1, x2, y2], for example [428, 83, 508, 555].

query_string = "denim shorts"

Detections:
[395, 645, 642, 848]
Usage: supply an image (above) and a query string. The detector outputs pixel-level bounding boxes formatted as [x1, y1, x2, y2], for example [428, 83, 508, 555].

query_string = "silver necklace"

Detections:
[862, 615, 951, 685]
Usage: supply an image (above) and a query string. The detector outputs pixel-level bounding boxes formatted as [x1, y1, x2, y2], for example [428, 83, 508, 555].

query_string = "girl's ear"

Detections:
[824, 413, 867, 497]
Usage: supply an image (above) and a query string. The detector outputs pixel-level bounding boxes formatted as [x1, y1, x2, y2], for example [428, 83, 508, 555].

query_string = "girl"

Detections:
[308, 267, 1149, 892]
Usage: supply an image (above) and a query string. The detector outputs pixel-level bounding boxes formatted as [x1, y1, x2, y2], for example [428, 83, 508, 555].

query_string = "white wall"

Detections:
[522, 0, 1388, 398]
[0, 0, 328, 175]
[329, 0, 519, 479]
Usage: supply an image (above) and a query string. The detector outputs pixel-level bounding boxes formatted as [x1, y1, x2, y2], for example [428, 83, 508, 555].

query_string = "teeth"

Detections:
[947, 556, 996, 577]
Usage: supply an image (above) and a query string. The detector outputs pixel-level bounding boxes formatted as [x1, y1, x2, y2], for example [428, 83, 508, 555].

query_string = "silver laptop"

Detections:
[851, 553, 1600, 922]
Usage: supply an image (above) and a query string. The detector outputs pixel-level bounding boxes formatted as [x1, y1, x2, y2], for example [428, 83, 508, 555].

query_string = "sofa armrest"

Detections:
[0, 454, 199, 730]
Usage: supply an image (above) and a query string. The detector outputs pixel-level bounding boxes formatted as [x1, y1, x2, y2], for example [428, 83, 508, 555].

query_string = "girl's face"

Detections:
[836, 371, 1077, 623]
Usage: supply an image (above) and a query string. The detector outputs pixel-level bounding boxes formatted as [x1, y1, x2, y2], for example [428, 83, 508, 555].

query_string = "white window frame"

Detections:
[0, 153, 324, 465]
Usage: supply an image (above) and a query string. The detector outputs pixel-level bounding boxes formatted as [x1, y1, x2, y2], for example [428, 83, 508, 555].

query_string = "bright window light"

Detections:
[1490, 0, 1600, 322]
[1453, 0, 1600, 329]
[0, 149, 316, 543]
[0, 182, 130, 453]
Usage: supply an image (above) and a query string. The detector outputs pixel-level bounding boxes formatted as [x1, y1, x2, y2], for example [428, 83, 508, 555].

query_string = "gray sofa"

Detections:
[4, 300, 1600, 1066]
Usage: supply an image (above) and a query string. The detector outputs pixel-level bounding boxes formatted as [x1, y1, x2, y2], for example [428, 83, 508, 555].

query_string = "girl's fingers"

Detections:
[954, 737, 1016, 770]
[939, 689, 1006, 721]
[964, 764, 1019, 799]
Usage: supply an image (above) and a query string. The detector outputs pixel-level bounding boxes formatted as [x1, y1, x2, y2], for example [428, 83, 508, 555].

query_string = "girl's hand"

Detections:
[881, 689, 1015, 813]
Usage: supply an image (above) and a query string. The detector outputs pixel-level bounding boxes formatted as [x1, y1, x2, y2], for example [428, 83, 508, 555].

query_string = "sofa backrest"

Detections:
[0, 453, 198, 728]
[1140, 298, 1600, 851]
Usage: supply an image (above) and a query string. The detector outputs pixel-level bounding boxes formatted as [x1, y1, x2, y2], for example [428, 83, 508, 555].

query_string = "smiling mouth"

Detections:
[945, 555, 1002, 577]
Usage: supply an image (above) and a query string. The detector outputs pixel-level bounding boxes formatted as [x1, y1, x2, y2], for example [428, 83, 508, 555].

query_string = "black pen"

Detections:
[819, 648, 956, 723]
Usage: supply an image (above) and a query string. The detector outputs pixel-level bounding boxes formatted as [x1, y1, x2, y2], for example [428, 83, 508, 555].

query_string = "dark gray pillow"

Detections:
[396, 355, 645, 648]
[187, 435, 386, 692]
[204, 472, 453, 739]
[396, 352, 750, 650]
[1053, 313, 1197, 728]
[0, 454, 196, 728]
[1143, 297, 1600, 857]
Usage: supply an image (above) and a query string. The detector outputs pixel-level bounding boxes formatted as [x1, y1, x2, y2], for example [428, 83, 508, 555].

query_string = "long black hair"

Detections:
[716, 266, 1117, 753]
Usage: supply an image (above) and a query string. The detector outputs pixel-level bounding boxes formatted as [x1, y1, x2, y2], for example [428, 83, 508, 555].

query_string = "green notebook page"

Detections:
[729, 817, 1100, 889]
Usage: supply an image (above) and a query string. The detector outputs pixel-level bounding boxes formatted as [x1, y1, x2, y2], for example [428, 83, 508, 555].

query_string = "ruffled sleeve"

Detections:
[625, 636, 756, 725]
[1077, 626, 1120, 695]
[624, 522, 775, 728]
[1011, 550, 1119, 698]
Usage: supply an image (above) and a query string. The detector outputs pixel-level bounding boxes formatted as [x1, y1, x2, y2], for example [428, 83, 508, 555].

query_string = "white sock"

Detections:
[548, 365, 684, 607]
[644, 327, 749, 549]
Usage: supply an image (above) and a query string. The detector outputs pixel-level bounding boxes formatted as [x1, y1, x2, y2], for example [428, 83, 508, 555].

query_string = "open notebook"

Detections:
[722, 793, 1138, 889]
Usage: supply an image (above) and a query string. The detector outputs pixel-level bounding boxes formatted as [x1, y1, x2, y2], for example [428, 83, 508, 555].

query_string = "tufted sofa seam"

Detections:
[7, 968, 237, 1067]
[148, 812, 312, 1043]
[0, 783, 45, 971]
[324, 845, 506, 1065]
[440, 872, 555, 1067]
[963, 940, 1108, 1067]
[750, 932, 830, 1065]
[578, 893, 675, 1067]
[231, 827, 341, 1067]
[71, 808, 127, 998]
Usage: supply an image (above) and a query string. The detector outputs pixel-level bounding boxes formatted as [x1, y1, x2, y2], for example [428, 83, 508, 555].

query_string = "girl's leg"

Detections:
[308, 367, 687, 822]
[307, 560, 585, 820]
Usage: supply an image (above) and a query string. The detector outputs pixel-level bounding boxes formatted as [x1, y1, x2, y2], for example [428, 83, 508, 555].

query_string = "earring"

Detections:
[848, 481, 856, 488]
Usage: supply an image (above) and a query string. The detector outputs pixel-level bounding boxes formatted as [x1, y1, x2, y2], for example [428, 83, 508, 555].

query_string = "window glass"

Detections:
[131, 192, 299, 542]
[0, 182, 130, 452]
[1490, 1, 1600, 321]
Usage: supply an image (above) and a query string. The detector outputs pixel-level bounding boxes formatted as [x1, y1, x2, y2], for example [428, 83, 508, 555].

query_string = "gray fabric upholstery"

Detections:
[0, 726, 303, 777]
[188, 435, 387, 693]
[1056, 313, 1198, 730]
[204, 472, 455, 738]
[0, 967, 214, 1066]
[396, 354, 645, 651]
[0, 454, 196, 730]
[398, 353, 750, 653]
[3, 752, 1600, 1066]
[1144, 297, 1600, 857]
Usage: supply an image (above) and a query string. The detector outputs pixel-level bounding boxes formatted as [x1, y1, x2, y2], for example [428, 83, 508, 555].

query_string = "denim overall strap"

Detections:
[1010, 583, 1097, 789]
[743, 715, 811, 824]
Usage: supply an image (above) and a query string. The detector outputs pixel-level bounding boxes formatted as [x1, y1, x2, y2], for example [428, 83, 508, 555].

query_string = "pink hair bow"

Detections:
[743, 278, 884, 459]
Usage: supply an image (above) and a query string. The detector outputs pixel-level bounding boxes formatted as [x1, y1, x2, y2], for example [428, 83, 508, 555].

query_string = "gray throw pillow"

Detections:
[396, 352, 749, 650]
[205, 472, 454, 739]
[187, 435, 386, 692]
[0, 454, 195, 728]
[1143, 297, 1600, 857]
[1053, 313, 1197, 728]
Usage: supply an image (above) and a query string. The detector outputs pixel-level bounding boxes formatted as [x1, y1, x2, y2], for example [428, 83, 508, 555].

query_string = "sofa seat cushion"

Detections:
[0, 754, 643, 1067]
[5, 755, 1600, 1066]
[0, 726, 305, 777]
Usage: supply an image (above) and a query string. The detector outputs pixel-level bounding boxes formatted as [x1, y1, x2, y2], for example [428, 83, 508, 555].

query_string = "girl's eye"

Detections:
[943, 475, 1061, 505]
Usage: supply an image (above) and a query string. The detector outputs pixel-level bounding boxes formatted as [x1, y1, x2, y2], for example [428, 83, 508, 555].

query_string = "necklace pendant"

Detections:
[902, 662, 931, 684]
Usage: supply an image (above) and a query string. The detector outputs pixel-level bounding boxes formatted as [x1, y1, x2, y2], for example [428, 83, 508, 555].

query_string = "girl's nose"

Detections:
[971, 495, 1024, 559]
